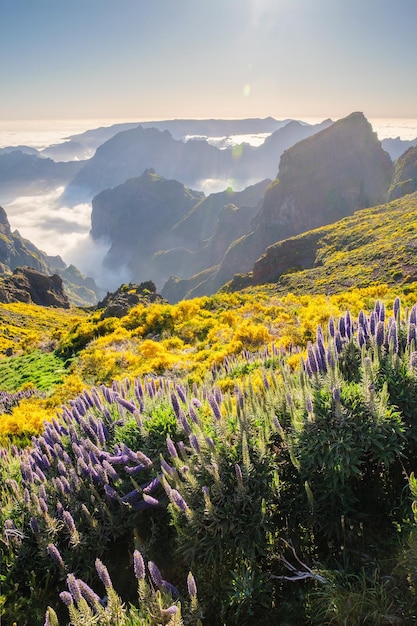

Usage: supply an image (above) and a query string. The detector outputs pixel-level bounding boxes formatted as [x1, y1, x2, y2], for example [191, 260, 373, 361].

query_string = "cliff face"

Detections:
[388, 145, 417, 200]
[215, 112, 393, 288]
[0, 267, 70, 308]
[90, 169, 204, 286]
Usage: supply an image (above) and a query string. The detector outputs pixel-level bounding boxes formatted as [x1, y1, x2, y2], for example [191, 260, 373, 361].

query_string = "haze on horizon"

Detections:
[1, 0, 417, 122]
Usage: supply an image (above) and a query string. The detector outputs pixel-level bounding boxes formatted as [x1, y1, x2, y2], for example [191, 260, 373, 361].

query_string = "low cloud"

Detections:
[2, 187, 127, 289]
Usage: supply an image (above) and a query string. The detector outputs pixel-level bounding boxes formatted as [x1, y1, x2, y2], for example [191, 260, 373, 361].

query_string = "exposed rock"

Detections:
[97, 280, 166, 319]
[388, 145, 417, 200]
[0, 267, 70, 308]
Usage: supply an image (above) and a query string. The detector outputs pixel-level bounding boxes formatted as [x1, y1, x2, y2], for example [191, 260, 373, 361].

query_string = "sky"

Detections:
[1, 0, 417, 122]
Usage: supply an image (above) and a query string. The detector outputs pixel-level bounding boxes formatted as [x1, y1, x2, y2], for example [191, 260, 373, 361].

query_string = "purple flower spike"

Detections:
[187, 571, 197, 598]
[63, 511, 77, 534]
[143, 493, 159, 507]
[148, 560, 164, 588]
[59, 591, 73, 607]
[332, 387, 341, 403]
[410, 351, 417, 369]
[161, 605, 178, 616]
[171, 392, 181, 418]
[166, 436, 178, 458]
[133, 550, 145, 580]
[189, 434, 201, 454]
[170, 489, 188, 512]
[95, 558, 112, 590]
[376, 320, 385, 347]
[30, 516, 40, 535]
[78, 580, 101, 608]
[393, 296, 401, 319]
[47, 543, 65, 569]
[208, 394, 222, 421]
[67, 573, 82, 604]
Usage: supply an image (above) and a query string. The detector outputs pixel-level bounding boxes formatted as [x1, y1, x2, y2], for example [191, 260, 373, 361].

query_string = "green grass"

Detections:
[0, 349, 69, 392]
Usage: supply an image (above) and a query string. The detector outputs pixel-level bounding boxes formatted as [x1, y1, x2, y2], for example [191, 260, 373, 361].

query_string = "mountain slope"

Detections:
[224, 190, 417, 295]
[163, 112, 394, 302]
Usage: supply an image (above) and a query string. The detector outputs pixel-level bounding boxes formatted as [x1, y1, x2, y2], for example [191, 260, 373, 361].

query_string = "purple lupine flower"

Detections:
[376, 320, 385, 347]
[104, 484, 120, 503]
[388, 319, 399, 353]
[63, 511, 77, 534]
[334, 331, 343, 355]
[332, 387, 341, 403]
[338, 316, 346, 338]
[78, 580, 101, 608]
[29, 516, 40, 535]
[143, 476, 161, 494]
[393, 296, 401, 320]
[214, 386, 222, 405]
[133, 550, 145, 580]
[187, 571, 197, 598]
[369, 311, 376, 336]
[171, 392, 181, 418]
[56, 501, 64, 518]
[59, 591, 73, 607]
[345, 311, 352, 339]
[328, 316, 335, 337]
[235, 463, 243, 485]
[358, 326, 366, 348]
[125, 463, 147, 475]
[95, 559, 112, 590]
[408, 322, 417, 347]
[170, 489, 189, 512]
[160, 457, 175, 476]
[176, 384, 187, 404]
[188, 403, 200, 425]
[205, 436, 216, 450]
[39, 497, 48, 514]
[7, 479, 21, 498]
[166, 436, 178, 458]
[208, 394, 222, 420]
[179, 411, 192, 435]
[24, 488, 30, 505]
[410, 351, 417, 369]
[102, 460, 119, 481]
[148, 561, 164, 588]
[134, 380, 144, 401]
[57, 460, 67, 477]
[136, 450, 153, 467]
[161, 580, 179, 596]
[374, 299, 381, 318]
[115, 395, 137, 414]
[273, 417, 283, 432]
[306, 396, 313, 413]
[358, 310, 367, 332]
[410, 304, 417, 326]
[202, 485, 210, 498]
[307, 344, 319, 374]
[67, 573, 82, 604]
[189, 434, 201, 454]
[314, 345, 326, 373]
[47, 543, 65, 569]
[161, 605, 178, 616]
[379, 302, 386, 322]
[143, 493, 159, 507]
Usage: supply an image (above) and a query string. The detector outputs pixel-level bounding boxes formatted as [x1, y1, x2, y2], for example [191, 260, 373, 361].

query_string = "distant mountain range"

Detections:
[1, 113, 417, 307]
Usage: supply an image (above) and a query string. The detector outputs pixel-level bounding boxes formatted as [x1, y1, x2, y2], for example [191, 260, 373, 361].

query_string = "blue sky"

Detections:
[1, 0, 417, 120]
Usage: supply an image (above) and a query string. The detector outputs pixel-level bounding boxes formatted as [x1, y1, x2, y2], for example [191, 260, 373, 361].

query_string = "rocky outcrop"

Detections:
[0, 267, 70, 308]
[388, 145, 417, 200]
[97, 281, 166, 319]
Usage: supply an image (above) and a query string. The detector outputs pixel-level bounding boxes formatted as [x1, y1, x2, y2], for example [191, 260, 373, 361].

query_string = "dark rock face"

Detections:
[97, 280, 166, 319]
[388, 145, 417, 200]
[0, 267, 70, 308]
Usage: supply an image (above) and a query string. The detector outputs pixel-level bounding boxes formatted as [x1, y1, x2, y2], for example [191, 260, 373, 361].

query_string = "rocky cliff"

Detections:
[163, 112, 394, 302]
[388, 145, 417, 200]
[0, 266, 70, 307]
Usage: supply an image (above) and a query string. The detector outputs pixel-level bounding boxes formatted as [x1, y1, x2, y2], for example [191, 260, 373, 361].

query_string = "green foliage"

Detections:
[0, 349, 69, 392]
